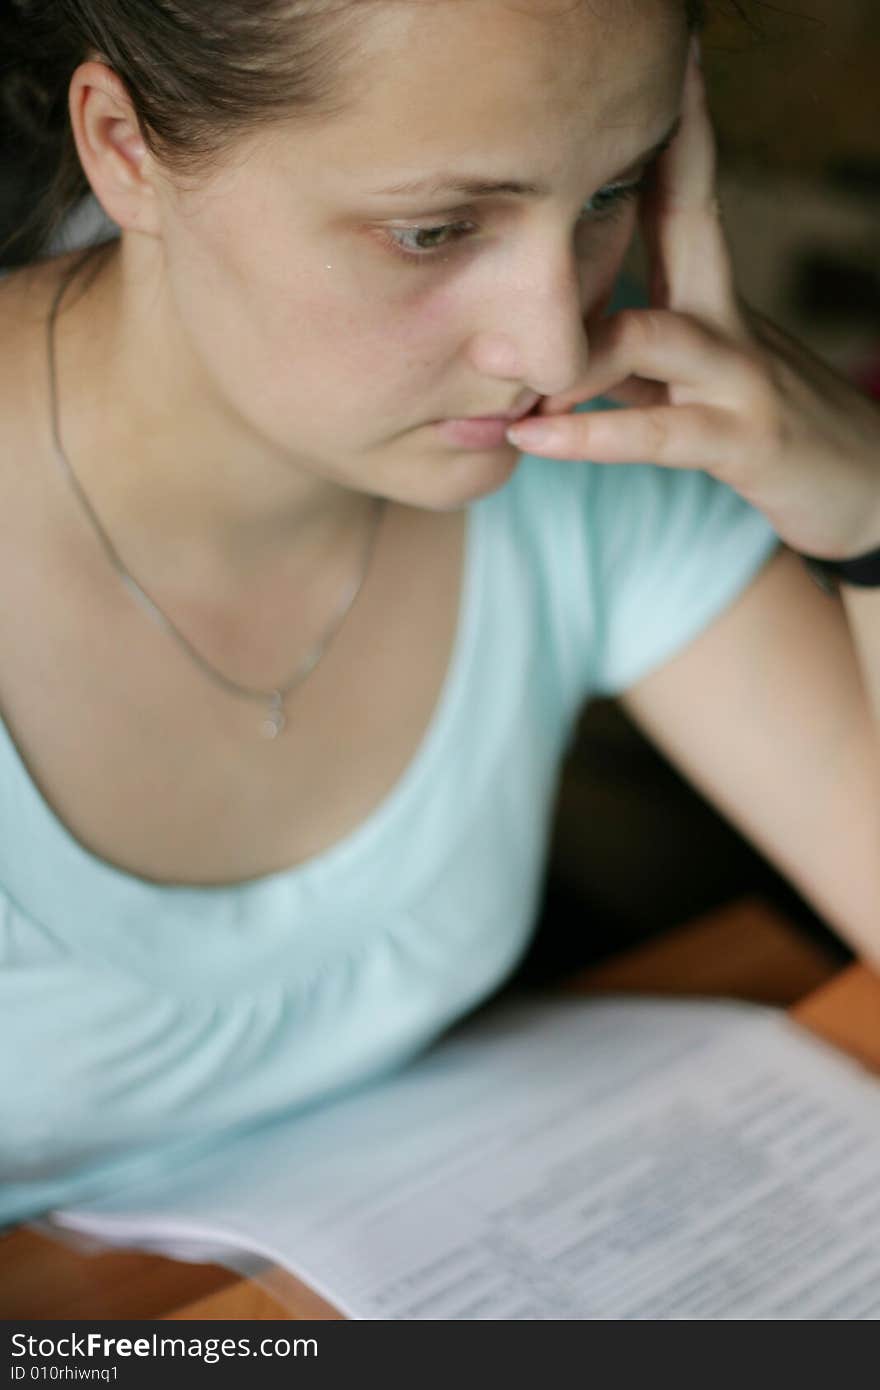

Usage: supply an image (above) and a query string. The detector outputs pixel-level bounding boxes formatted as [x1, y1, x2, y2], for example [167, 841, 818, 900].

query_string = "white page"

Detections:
[39, 994, 880, 1319]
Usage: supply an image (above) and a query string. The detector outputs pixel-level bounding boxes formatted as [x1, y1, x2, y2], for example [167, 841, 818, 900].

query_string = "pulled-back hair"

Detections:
[1, 0, 716, 264]
[0, 1, 385, 260]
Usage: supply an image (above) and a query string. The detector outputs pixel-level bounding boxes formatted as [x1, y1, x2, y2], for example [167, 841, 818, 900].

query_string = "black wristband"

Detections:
[802, 541, 880, 595]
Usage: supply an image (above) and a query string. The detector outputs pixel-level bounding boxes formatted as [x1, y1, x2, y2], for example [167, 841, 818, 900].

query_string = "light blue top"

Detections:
[0, 417, 780, 1229]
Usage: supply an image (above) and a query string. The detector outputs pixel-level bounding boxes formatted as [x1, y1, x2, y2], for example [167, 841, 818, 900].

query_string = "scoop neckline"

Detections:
[0, 495, 485, 914]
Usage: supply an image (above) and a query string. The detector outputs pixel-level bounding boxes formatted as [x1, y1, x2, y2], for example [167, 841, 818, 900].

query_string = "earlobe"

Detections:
[68, 60, 160, 236]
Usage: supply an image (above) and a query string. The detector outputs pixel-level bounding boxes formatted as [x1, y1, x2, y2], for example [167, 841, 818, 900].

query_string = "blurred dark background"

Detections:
[2, 0, 878, 983]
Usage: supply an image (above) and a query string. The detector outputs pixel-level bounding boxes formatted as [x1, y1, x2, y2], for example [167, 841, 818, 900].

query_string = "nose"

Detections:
[466, 242, 592, 400]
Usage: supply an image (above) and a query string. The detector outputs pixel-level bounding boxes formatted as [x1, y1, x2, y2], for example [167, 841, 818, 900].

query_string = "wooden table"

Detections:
[3, 896, 878, 1321]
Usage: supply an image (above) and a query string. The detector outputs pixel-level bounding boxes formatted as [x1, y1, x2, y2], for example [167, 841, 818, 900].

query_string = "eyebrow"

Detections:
[367, 117, 682, 201]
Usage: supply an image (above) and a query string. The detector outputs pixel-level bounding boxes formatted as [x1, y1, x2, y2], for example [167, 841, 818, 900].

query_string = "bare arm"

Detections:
[618, 546, 880, 966]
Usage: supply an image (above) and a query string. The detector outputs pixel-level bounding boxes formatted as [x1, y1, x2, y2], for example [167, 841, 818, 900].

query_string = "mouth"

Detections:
[432, 401, 542, 451]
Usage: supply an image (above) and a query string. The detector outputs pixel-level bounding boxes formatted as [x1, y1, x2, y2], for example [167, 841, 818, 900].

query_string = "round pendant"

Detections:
[260, 694, 286, 739]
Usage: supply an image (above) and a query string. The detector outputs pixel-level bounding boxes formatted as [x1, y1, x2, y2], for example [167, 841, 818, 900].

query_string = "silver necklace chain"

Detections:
[46, 264, 387, 740]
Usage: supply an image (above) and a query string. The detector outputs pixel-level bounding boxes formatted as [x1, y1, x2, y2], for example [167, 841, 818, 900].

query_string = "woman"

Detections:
[0, 0, 878, 1229]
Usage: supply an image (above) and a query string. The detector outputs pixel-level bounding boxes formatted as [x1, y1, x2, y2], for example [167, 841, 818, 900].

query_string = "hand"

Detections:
[506, 39, 880, 561]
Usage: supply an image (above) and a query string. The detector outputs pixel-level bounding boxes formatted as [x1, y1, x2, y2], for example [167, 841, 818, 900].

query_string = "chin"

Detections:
[372, 427, 523, 512]
[423, 439, 523, 511]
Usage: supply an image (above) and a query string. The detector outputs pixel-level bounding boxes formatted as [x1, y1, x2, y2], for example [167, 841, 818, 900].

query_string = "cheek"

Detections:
[350, 277, 465, 380]
[224, 275, 444, 440]
[164, 223, 383, 397]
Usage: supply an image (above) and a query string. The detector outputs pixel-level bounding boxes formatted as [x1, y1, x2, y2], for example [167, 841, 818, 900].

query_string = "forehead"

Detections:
[313, 0, 686, 176]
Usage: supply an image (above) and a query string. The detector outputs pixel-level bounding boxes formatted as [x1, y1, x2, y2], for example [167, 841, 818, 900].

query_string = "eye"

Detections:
[382, 170, 653, 265]
[383, 219, 478, 261]
[583, 177, 647, 219]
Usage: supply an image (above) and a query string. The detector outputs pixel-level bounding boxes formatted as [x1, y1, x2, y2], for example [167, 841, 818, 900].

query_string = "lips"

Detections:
[429, 394, 542, 449]
[434, 414, 534, 449]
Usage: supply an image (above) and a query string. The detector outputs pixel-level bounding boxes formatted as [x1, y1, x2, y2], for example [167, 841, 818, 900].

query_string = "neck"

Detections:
[48, 237, 375, 596]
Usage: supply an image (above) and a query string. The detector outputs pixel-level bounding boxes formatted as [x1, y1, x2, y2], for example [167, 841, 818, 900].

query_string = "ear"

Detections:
[68, 60, 162, 236]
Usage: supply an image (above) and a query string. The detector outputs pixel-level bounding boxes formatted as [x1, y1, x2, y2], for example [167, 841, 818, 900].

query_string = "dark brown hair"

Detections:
[1, 0, 718, 265]
[0, 0, 385, 263]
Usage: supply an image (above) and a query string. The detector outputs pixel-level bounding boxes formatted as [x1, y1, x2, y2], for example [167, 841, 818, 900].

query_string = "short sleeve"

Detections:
[580, 408, 781, 697]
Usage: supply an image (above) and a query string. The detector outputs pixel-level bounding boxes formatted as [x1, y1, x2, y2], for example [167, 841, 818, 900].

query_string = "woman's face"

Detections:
[151, 0, 688, 510]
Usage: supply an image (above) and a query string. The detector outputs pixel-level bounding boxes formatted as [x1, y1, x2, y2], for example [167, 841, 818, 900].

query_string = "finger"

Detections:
[506, 402, 739, 471]
[657, 40, 718, 217]
[536, 308, 748, 417]
[640, 39, 742, 333]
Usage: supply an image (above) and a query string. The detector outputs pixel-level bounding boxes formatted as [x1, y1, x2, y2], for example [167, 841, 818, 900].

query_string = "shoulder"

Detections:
[0, 253, 94, 590]
[0, 252, 83, 514]
[0, 247, 97, 383]
[0, 259, 54, 472]
[0, 252, 71, 351]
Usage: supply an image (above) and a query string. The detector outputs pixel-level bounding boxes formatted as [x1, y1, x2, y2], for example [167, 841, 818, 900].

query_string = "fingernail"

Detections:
[691, 34, 703, 67]
[505, 420, 561, 450]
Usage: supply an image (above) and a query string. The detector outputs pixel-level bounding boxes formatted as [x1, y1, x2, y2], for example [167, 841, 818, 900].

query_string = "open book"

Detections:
[36, 993, 880, 1320]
